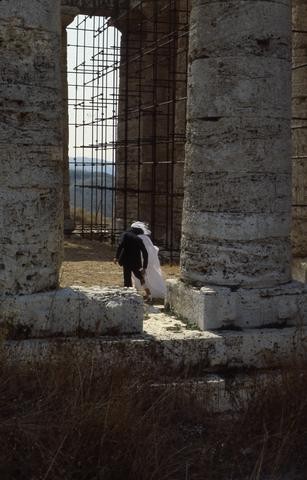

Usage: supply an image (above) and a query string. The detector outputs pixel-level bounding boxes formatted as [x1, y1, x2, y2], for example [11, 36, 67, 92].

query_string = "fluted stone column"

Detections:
[167, 0, 307, 330]
[0, 0, 63, 295]
[61, 9, 78, 234]
[292, 0, 307, 280]
[0, 0, 144, 336]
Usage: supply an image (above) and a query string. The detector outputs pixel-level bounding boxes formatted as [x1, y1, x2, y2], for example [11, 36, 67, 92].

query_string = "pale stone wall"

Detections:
[181, 0, 292, 288]
[0, 0, 63, 295]
[292, 0, 307, 258]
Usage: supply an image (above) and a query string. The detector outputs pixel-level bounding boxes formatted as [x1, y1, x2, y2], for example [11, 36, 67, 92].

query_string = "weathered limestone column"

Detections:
[167, 0, 307, 329]
[0, 0, 63, 294]
[292, 0, 307, 280]
[61, 9, 78, 234]
[0, 0, 143, 337]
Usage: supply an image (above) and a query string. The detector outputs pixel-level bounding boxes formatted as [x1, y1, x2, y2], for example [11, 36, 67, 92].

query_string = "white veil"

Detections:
[131, 222, 166, 299]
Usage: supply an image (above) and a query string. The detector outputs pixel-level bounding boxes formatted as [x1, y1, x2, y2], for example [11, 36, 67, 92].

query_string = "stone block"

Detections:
[180, 233, 291, 288]
[166, 279, 307, 330]
[189, 1, 290, 61]
[186, 118, 291, 174]
[0, 19, 61, 88]
[0, 144, 62, 189]
[0, 0, 60, 32]
[0, 185, 63, 295]
[184, 171, 291, 214]
[188, 56, 290, 120]
[0, 286, 144, 337]
[0, 108, 62, 146]
[182, 212, 290, 242]
[3, 320, 307, 372]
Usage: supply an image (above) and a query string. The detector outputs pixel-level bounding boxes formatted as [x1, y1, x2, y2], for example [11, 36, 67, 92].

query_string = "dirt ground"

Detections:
[60, 236, 180, 288]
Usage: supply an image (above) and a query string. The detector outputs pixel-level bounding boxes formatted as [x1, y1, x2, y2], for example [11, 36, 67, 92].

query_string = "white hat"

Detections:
[131, 221, 151, 235]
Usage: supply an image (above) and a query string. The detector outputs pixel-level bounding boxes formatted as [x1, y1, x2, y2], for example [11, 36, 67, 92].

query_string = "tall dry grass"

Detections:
[0, 356, 306, 480]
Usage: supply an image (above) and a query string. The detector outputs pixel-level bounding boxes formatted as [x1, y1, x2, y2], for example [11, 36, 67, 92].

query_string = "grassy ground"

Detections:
[0, 357, 306, 480]
[60, 236, 180, 288]
[4, 238, 306, 479]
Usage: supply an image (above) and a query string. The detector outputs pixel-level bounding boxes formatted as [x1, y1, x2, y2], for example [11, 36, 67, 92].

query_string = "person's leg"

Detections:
[132, 268, 144, 285]
[132, 269, 152, 301]
[123, 265, 132, 287]
[144, 287, 152, 302]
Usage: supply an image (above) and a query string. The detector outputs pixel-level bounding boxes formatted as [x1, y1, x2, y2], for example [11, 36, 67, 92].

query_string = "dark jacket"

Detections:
[116, 229, 148, 270]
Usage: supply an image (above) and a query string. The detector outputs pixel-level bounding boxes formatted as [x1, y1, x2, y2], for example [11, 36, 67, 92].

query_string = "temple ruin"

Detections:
[0, 0, 307, 374]
[63, 0, 189, 259]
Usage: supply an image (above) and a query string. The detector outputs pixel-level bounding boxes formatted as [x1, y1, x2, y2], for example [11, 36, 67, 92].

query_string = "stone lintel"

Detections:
[0, 286, 143, 338]
[166, 279, 307, 330]
[61, 6, 80, 27]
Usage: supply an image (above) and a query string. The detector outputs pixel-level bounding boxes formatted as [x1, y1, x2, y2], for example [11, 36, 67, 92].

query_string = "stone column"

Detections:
[0, 0, 144, 337]
[167, 0, 307, 330]
[292, 0, 307, 279]
[61, 9, 78, 234]
[0, 0, 63, 294]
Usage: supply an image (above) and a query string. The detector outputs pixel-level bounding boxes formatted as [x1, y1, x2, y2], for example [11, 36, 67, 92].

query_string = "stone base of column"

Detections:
[0, 287, 143, 338]
[166, 279, 307, 330]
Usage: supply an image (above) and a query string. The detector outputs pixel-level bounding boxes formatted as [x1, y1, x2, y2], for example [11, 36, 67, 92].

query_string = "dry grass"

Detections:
[60, 237, 180, 288]
[0, 356, 307, 480]
[5, 238, 306, 478]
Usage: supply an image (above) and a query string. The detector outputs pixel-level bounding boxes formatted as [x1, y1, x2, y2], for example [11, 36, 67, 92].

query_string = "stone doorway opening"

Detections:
[67, 14, 120, 242]
[63, 1, 190, 262]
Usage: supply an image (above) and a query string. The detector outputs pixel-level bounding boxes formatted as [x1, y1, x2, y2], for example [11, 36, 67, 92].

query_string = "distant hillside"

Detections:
[70, 168, 114, 218]
[69, 157, 114, 176]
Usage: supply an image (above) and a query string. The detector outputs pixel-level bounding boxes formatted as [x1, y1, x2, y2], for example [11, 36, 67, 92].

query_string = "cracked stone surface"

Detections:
[0, 286, 144, 337]
[0, 0, 63, 295]
[166, 0, 307, 330]
[292, 0, 307, 258]
[3, 307, 307, 372]
[181, 0, 292, 288]
[166, 278, 307, 330]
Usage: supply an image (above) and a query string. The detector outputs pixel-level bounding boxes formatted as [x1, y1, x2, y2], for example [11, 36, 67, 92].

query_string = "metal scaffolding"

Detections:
[67, 0, 190, 260]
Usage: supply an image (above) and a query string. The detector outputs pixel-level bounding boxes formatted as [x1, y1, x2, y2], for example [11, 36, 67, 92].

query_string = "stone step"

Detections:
[0, 286, 143, 337]
[2, 310, 307, 372]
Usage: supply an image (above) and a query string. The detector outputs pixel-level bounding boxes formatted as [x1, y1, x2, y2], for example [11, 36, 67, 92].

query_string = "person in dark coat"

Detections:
[114, 224, 149, 293]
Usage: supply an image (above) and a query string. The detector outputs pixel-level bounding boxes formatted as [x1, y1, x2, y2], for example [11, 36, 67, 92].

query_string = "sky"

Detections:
[67, 15, 121, 172]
